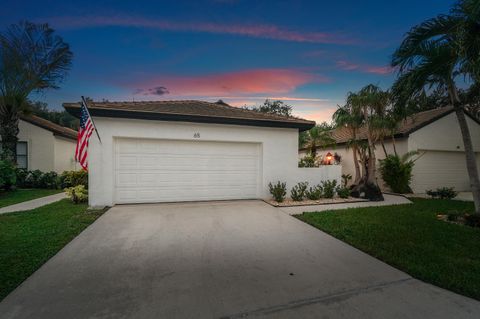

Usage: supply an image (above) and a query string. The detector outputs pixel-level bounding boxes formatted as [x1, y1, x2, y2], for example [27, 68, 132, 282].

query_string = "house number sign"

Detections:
[194, 132, 200, 138]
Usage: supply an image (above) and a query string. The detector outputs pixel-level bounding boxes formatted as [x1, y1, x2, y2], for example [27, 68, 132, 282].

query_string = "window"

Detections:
[0, 141, 28, 169]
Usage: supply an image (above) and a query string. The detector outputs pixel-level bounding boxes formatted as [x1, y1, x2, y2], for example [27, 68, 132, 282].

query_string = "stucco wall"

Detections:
[17, 120, 55, 172]
[89, 117, 341, 207]
[54, 136, 78, 172]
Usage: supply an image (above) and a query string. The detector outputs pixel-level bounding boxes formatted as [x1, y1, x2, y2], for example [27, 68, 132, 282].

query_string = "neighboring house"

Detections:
[300, 107, 480, 193]
[0, 115, 78, 173]
[64, 100, 341, 207]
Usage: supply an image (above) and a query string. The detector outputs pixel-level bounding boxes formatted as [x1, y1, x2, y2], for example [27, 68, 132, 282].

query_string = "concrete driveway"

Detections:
[1, 200, 479, 318]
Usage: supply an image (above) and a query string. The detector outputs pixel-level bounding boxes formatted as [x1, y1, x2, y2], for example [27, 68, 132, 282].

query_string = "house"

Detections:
[64, 100, 341, 207]
[0, 115, 78, 173]
[299, 107, 480, 193]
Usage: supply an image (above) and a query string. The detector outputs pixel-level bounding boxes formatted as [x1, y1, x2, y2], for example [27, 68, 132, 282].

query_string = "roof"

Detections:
[303, 106, 479, 150]
[20, 115, 78, 140]
[63, 100, 315, 131]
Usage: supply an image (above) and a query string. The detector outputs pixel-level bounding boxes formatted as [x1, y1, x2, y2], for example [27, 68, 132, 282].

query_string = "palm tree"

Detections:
[333, 103, 363, 185]
[391, 0, 480, 213]
[304, 123, 335, 158]
[0, 21, 72, 163]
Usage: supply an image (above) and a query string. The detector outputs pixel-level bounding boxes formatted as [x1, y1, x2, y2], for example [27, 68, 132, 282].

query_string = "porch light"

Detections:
[325, 152, 333, 165]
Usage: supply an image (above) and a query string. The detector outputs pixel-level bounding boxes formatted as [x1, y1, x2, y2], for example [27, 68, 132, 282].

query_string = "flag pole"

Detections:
[81, 96, 102, 144]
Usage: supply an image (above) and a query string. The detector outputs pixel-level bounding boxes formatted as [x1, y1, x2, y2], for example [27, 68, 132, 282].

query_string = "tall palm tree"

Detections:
[0, 21, 72, 163]
[333, 103, 363, 185]
[391, 0, 480, 213]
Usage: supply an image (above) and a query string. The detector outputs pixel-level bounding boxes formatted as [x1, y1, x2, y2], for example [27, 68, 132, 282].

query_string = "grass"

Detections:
[0, 199, 104, 301]
[296, 198, 480, 300]
[0, 189, 63, 208]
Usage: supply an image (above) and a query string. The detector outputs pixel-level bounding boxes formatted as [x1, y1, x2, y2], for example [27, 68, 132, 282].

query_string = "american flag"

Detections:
[75, 99, 95, 170]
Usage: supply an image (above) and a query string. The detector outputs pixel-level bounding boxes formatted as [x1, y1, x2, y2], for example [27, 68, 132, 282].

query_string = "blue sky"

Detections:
[1, 0, 453, 122]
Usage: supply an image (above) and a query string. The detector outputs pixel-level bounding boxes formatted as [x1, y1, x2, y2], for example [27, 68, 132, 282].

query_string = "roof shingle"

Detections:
[20, 115, 77, 140]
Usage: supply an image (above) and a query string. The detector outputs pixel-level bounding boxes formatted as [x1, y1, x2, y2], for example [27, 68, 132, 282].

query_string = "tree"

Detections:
[333, 103, 363, 185]
[391, 0, 480, 213]
[304, 122, 335, 158]
[0, 21, 72, 163]
[29, 101, 79, 130]
[248, 99, 293, 117]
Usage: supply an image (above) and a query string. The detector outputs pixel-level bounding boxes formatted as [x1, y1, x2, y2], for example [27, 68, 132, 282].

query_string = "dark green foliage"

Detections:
[464, 214, 480, 228]
[248, 99, 292, 117]
[268, 181, 287, 202]
[447, 210, 463, 221]
[296, 198, 480, 300]
[29, 101, 79, 130]
[291, 182, 308, 201]
[15, 168, 28, 188]
[0, 160, 16, 191]
[38, 171, 58, 189]
[336, 186, 350, 199]
[321, 180, 337, 198]
[298, 153, 316, 167]
[305, 184, 323, 200]
[23, 170, 44, 188]
[379, 153, 417, 193]
[59, 170, 88, 189]
[15, 169, 64, 189]
[427, 187, 458, 199]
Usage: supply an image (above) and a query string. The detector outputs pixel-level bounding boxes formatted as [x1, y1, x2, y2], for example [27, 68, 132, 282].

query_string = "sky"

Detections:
[1, 0, 454, 123]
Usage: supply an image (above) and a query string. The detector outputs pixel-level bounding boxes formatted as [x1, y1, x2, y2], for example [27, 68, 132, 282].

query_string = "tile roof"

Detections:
[63, 100, 315, 131]
[308, 107, 458, 148]
[20, 115, 77, 140]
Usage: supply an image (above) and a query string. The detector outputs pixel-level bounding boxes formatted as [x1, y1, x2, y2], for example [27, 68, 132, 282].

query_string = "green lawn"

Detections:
[0, 199, 104, 301]
[296, 198, 480, 300]
[0, 189, 63, 208]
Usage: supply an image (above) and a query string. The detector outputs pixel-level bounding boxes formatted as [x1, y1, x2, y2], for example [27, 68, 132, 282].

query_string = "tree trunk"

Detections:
[352, 144, 361, 185]
[380, 139, 388, 157]
[391, 134, 398, 156]
[448, 83, 480, 214]
[0, 106, 19, 164]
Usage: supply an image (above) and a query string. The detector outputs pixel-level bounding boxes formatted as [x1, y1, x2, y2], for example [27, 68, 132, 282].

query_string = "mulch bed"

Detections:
[264, 197, 368, 207]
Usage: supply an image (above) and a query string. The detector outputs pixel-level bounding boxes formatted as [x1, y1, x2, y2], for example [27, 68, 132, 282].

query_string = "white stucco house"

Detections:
[64, 100, 340, 207]
[300, 107, 480, 193]
[0, 115, 78, 173]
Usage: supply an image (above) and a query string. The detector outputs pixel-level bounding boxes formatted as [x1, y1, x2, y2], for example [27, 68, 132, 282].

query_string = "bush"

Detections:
[305, 184, 323, 200]
[65, 185, 88, 204]
[268, 181, 287, 202]
[38, 171, 59, 189]
[379, 152, 417, 193]
[15, 168, 28, 188]
[298, 153, 316, 167]
[291, 182, 308, 201]
[464, 214, 480, 228]
[0, 160, 16, 191]
[24, 170, 43, 188]
[321, 180, 337, 198]
[59, 170, 88, 188]
[336, 186, 350, 199]
[426, 187, 457, 199]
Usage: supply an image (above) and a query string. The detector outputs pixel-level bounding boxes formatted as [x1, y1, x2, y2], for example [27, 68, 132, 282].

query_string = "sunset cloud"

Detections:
[336, 60, 392, 75]
[47, 15, 356, 45]
[129, 69, 327, 97]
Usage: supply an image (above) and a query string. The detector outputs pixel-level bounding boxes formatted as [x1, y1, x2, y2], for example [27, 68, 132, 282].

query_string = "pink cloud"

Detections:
[128, 69, 328, 96]
[47, 15, 355, 45]
[336, 60, 392, 75]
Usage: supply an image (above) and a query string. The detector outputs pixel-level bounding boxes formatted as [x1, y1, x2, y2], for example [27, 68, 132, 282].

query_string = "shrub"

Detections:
[305, 184, 323, 200]
[321, 180, 337, 198]
[60, 170, 88, 188]
[379, 152, 418, 193]
[65, 185, 88, 204]
[426, 187, 457, 200]
[291, 182, 308, 201]
[15, 168, 28, 188]
[298, 153, 316, 167]
[336, 186, 350, 199]
[268, 181, 287, 202]
[446, 210, 463, 222]
[38, 171, 59, 189]
[24, 170, 43, 188]
[0, 160, 16, 191]
[464, 214, 480, 228]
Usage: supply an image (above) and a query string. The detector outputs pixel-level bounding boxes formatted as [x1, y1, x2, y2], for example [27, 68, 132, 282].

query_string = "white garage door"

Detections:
[412, 150, 480, 193]
[114, 138, 260, 204]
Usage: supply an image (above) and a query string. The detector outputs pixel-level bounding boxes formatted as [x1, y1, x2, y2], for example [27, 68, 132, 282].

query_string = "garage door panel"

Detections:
[114, 138, 260, 203]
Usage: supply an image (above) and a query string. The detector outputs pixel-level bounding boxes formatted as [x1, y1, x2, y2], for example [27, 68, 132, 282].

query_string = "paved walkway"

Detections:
[1, 200, 478, 318]
[0, 193, 66, 214]
[279, 193, 411, 215]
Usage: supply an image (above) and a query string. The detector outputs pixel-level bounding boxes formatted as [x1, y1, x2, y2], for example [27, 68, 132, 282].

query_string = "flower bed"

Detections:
[265, 196, 367, 207]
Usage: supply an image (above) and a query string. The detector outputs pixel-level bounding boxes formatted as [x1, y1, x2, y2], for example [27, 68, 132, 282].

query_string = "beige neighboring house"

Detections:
[299, 107, 480, 193]
[0, 115, 78, 173]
